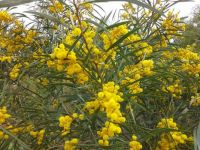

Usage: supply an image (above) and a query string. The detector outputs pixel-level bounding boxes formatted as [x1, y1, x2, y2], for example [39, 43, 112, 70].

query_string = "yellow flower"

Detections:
[59, 115, 73, 136]
[129, 135, 142, 150]
[97, 122, 121, 147]
[71, 27, 82, 37]
[0, 11, 13, 23]
[85, 82, 125, 123]
[121, 60, 154, 94]
[37, 129, 45, 145]
[9, 63, 22, 80]
[48, 0, 64, 13]
[85, 82, 125, 146]
[0, 107, 11, 124]
[79, 114, 84, 120]
[156, 118, 189, 150]
[0, 56, 12, 63]
[30, 129, 45, 145]
[191, 93, 200, 106]
[72, 113, 78, 119]
[64, 138, 79, 150]
[40, 78, 49, 86]
[66, 63, 82, 75]
[30, 131, 38, 138]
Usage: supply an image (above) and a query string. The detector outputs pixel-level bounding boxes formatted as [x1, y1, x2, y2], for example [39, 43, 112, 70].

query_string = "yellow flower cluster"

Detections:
[0, 56, 12, 63]
[157, 118, 178, 129]
[49, 44, 76, 62]
[0, 125, 21, 140]
[0, 131, 9, 140]
[23, 30, 37, 44]
[48, 0, 64, 13]
[129, 135, 142, 150]
[134, 42, 153, 59]
[59, 113, 84, 136]
[65, 26, 83, 47]
[0, 107, 28, 140]
[121, 1, 176, 52]
[97, 121, 122, 146]
[163, 46, 200, 76]
[122, 60, 154, 94]
[80, 2, 93, 11]
[0, 11, 37, 53]
[66, 25, 96, 57]
[85, 82, 125, 146]
[48, 44, 88, 84]
[7, 126, 23, 136]
[64, 138, 79, 150]
[153, 35, 168, 50]
[9, 63, 22, 80]
[0, 107, 11, 125]
[111, 25, 129, 40]
[121, 3, 136, 20]
[190, 93, 200, 106]
[162, 11, 185, 36]
[59, 115, 73, 136]
[0, 11, 13, 23]
[86, 24, 129, 68]
[123, 2, 160, 22]
[156, 118, 189, 150]
[101, 25, 128, 50]
[162, 80, 183, 99]
[71, 27, 82, 37]
[164, 47, 199, 61]
[120, 1, 185, 50]
[181, 63, 200, 77]
[122, 33, 153, 59]
[33, 49, 46, 64]
[83, 29, 96, 51]
[30, 129, 45, 145]
[65, 23, 151, 74]
[125, 34, 141, 46]
[66, 24, 102, 62]
[72, 113, 84, 120]
[85, 82, 125, 123]
[39, 78, 49, 86]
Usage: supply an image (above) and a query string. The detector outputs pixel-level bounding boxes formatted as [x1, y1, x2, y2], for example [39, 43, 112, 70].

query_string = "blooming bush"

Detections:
[0, 0, 199, 149]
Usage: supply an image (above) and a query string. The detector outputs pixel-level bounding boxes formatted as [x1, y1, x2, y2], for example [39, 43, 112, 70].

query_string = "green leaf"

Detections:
[25, 11, 67, 26]
[194, 121, 200, 150]
[104, 21, 131, 31]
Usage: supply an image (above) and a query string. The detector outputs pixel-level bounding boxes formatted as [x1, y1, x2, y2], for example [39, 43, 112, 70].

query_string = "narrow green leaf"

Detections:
[194, 121, 200, 150]
[25, 11, 66, 26]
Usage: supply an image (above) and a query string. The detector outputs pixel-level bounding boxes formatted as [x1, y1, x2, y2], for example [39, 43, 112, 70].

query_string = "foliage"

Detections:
[177, 5, 200, 49]
[0, 0, 199, 150]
